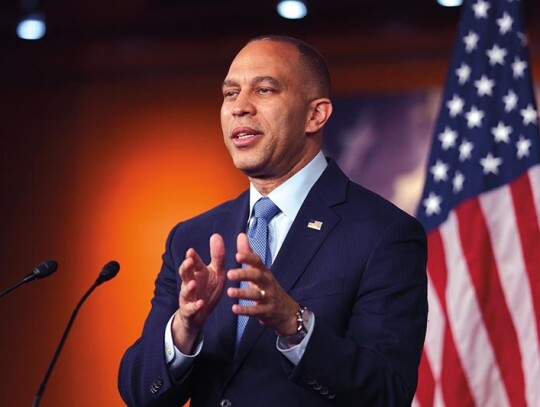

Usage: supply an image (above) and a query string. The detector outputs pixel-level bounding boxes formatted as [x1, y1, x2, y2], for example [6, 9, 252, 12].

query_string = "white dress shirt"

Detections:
[165, 151, 328, 377]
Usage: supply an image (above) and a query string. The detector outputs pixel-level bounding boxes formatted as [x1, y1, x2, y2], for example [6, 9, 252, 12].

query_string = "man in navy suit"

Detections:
[119, 35, 428, 406]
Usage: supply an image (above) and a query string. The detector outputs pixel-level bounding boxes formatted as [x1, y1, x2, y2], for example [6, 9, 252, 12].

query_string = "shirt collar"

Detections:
[249, 151, 328, 219]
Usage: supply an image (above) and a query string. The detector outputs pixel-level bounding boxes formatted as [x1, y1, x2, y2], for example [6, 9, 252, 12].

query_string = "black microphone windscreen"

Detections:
[33, 260, 59, 279]
[96, 260, 120, 285]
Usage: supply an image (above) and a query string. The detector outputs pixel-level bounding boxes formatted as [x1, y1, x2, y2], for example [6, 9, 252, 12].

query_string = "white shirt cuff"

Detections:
[276, 309, 315, 365]
[164, 312, 203, 377]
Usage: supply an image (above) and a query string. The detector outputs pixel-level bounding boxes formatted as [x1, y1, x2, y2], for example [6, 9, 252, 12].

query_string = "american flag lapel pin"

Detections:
[307, 220, 323, 230]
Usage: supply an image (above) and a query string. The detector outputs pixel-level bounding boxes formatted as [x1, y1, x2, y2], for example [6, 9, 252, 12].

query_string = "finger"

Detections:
[209, 233, 225, 274]
[227, 265, 264, 283]
[235, 234, 265, 267]
[179, 253, 196, 281]
[236, 232, 252, 255]
[231, 302, 259, 316]
[227, 285, 265, 302]
[188, 247, 207, 271]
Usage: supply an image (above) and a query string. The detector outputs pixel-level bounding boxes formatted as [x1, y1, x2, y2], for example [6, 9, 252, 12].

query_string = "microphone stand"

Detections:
[31, 281, 99, 407]
[0, 278, 31, 298]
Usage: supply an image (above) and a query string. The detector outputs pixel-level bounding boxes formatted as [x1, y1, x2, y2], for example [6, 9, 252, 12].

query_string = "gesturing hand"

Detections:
[227, 233, 299, 336]
[172, 233, 226, 353]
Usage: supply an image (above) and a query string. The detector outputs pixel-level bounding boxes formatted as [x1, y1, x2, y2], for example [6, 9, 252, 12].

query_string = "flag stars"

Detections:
[465, 106, 485, 128]
[496, 12, 513, 34]
[503, 89, 518, 112]
[453, 171, 465, 193]
[447, 95, 465, 117]
[459, 139, 474, 161]
[486, 44, 507, 66]
[474, 75, 495, 97]
[439, 126, 458, 150]
[430, 160, 450, 182]
[520, 104, 538, 126]
[491, 121, 512, 143]
[472, 0, 490, 19]
[456, 63, 472, 84]
[423, 192, 443, 216]
[511, 57, 527, 78]
[516, 136, 532, 158]
[463, 31, 480, 53]
[480, 153, 503, 175]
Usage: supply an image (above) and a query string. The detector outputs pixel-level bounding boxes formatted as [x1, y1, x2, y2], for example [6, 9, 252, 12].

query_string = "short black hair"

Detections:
[247, 35, 331, 98]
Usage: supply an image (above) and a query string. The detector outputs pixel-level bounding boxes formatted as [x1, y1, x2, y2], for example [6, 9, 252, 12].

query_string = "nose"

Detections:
[231, 91, 255, 117]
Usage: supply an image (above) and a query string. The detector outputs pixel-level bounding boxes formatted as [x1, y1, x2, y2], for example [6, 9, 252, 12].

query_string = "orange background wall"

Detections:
[0, 29, 538, 406]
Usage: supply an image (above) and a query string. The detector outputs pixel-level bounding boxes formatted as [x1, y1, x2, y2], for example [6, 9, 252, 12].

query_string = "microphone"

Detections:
[0, 260, 58, 299]
[32, 261, 120, 407]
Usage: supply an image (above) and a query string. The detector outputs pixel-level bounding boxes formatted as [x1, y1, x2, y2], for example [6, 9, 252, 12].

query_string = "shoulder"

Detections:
[170, 190, 248, 236]
[318, 160, 425, 237]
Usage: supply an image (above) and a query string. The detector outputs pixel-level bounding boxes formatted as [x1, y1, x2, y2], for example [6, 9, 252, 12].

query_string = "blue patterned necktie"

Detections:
[235, 197, 281, 345]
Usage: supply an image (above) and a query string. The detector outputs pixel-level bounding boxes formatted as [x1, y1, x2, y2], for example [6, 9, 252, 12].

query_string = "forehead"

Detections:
[225, 40, 301, 82]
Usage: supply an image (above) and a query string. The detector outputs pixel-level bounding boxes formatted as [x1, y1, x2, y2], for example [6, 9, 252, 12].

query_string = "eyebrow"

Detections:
[222, 76, 282, 89]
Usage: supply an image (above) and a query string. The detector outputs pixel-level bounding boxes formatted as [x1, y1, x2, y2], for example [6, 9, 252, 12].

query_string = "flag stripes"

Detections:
[417, 167, 540, 406]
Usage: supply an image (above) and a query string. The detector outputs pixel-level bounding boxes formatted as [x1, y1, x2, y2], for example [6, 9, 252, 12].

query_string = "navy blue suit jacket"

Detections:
[118, 161, 428, 406]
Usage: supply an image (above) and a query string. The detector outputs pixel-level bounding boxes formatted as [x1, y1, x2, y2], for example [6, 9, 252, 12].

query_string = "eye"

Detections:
[223, 89, 239, 100]
[257, 87, 273, 95]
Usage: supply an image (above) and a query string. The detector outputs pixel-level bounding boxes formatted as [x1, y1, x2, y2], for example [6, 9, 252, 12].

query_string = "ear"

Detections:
[305, 98, 333, 134]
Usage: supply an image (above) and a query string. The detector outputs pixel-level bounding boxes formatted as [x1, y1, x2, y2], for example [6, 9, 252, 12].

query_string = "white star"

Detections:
[430, 160, 450, 182]
[486, 44, 507, 66]
[480, 153, 503, 175]
[439, 126, 458, 150]
[446, 95, 465, 117]
[475, 75, 495, 96]
[465, 105, 485, 128]
[472, 0, 490, 19]
[520, 104, 538, 125]
[456, 63, 472, 85]
[453, 171, 465, 193]
[511, 57, 527, 78]
[496, 12, 513, 34]
[516, 135, 532, 158]
[503, 89, 518, 112]
[463, 31, 480, 53]
[516, 136, 532, 158]
[423, 192, 443, 216]
[491, 121, 512, 143]
[459, 139, 474, 161]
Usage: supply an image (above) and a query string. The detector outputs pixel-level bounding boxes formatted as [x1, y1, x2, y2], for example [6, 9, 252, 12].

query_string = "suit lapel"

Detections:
[206, 191, 250, 358]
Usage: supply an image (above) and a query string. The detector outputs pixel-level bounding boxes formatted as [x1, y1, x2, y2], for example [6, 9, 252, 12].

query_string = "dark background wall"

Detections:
[1, 1, 539, 405]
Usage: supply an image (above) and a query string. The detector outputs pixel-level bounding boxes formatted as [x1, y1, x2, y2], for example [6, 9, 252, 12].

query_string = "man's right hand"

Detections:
[172, 233, 226, 354]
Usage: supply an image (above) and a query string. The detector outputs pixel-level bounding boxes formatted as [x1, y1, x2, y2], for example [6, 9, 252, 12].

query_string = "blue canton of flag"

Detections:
[417, 0, 540, 232]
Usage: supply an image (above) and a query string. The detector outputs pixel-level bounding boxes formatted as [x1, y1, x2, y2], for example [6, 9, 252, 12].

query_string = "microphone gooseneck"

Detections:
[0, 260, 58, 299]
[31, 261, 120, 407]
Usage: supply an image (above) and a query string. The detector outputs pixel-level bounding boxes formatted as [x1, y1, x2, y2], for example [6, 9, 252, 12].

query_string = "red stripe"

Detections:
[510, 172, 540, 350]
[416, 350, 435, 406]
[423, 229, 475, 406]
[440, 323, 475, 407]
[455, 199, 526, 406]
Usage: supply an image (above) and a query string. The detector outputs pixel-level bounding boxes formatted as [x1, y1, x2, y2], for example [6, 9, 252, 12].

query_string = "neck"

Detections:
[248, 151, 321, 195]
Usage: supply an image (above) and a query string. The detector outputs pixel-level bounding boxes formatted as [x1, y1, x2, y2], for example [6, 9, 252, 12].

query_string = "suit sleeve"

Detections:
[118, 223, 193, 407]
[287, 215, 428, 406]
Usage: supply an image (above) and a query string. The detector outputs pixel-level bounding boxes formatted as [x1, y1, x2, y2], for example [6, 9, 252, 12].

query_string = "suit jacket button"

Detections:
[219, 399, 232, 407]
[305, 376, 317, 385]
[150, 377, 163, 394]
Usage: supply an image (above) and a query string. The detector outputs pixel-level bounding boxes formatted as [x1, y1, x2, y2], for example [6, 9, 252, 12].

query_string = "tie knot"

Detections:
[252, 197, 280, 222]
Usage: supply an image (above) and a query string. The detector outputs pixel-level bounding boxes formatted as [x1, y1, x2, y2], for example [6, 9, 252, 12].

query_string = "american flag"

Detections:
[414, 0, 540, 406]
